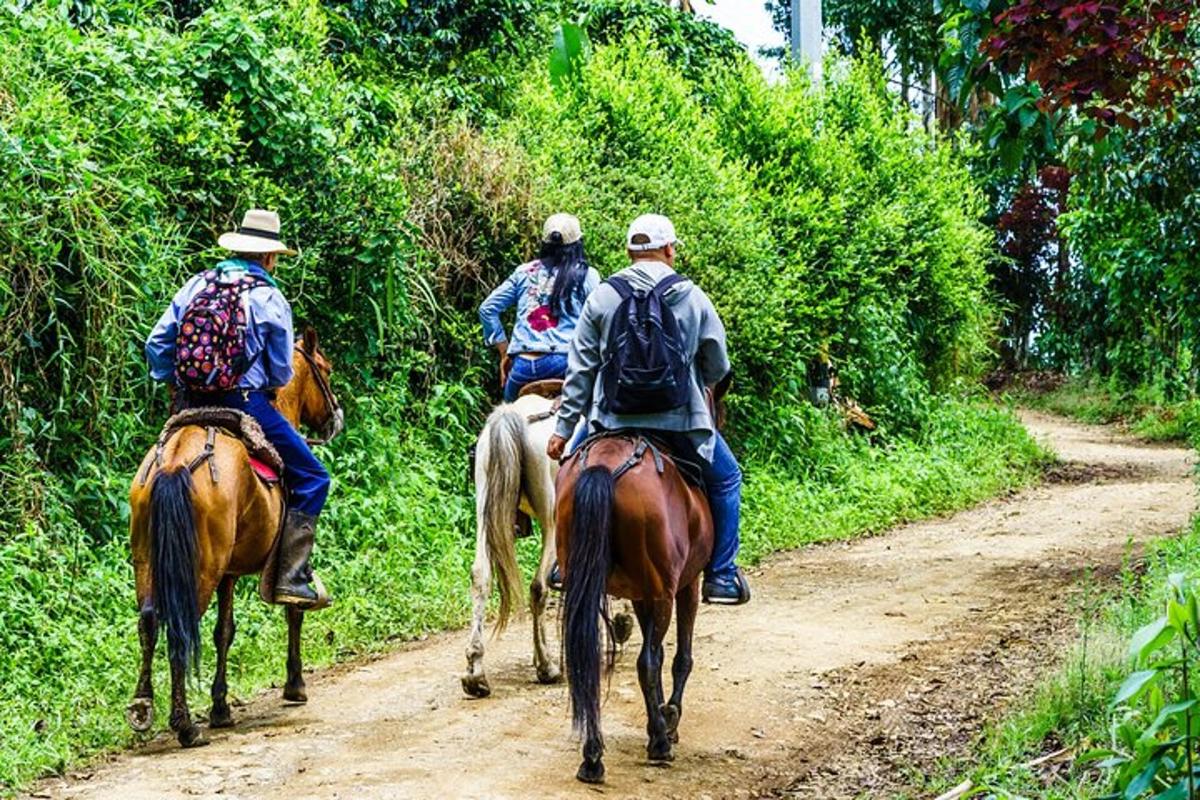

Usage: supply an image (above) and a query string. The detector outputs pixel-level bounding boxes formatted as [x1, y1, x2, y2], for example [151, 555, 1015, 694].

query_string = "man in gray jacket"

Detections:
[546, 214, 750, 604]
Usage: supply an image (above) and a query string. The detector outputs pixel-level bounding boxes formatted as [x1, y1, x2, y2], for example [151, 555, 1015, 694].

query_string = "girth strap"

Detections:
[142, 425, 220, 486]
[578, 434, 666, 482]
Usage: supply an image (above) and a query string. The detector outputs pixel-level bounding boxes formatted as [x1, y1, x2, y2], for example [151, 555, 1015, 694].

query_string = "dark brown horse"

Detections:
[556, 433, 714, 783]
[125, 329, 341, 747]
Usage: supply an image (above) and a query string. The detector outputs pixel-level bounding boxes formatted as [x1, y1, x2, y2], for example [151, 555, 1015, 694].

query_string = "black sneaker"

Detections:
[702, 567, 750, 605]
[548, 562, 563, 592]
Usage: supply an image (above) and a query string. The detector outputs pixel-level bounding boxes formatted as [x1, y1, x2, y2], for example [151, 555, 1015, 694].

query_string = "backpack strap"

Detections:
[650, 273, 687, 298]
[605, 275, 634, 300]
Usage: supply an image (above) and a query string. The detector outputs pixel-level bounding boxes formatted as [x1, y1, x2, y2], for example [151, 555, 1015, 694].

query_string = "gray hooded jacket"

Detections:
[554, 258, 731, 462]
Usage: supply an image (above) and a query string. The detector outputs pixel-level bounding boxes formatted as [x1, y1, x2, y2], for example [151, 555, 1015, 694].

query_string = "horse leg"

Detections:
[126, 601, 157, 732]
[169, 656, 206, 748]
[461, 537, 492, 698]
[664, 578, 700, 744]
[531, 508, 561, 684]
[209, 576, 236, 728]
[284, 606, 307, 703]
[613, 600, 635, 646]
[634, 599, 673, 763]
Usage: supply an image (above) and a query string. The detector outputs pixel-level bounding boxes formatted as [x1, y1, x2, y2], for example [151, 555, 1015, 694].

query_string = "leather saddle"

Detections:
[147, 407, 285, 484]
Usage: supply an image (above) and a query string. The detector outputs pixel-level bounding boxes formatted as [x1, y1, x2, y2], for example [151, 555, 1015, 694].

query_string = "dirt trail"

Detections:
[34, 412, 1196, 800]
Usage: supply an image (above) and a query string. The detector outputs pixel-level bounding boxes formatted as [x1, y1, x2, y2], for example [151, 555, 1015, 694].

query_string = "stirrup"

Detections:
[702, 567, 750, 606]
[275, 573, 332, 610]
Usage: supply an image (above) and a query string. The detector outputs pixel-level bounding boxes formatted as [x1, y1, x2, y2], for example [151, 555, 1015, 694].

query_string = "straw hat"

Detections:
[217, 209, 297, 255]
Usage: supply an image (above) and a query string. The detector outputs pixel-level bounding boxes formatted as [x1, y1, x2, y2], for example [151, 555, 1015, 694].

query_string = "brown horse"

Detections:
[125, 328, 341, 747]
[557, 433, 714, 783]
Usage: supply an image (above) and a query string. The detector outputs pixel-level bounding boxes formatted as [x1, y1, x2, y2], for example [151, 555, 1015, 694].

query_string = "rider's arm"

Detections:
[145, 274, 205, 382]
[254, 287, 295, 389]
[555, 292, 604, 440]
[478, 271, 521, 348]
[695, 289, 732, 386]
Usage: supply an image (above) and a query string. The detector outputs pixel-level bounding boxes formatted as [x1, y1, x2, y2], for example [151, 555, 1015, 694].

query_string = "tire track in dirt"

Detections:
[32, 411, 1195, 800]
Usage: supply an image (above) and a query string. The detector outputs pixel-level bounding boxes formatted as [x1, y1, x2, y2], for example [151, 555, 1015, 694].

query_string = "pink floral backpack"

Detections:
[174, 267, 272, 392]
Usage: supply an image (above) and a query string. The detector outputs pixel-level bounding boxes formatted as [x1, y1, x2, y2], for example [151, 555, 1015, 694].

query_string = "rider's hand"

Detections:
[546, 434, 568, 461]
[496, 342, 512, 388]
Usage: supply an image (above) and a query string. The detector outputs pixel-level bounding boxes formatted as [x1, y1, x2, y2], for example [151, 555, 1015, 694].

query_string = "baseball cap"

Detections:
[626, 214, 678, 252]
[543, 213, 583, 245]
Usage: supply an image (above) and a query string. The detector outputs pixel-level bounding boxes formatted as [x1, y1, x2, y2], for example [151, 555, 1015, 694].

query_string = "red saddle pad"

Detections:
[248, 455, 280, 483]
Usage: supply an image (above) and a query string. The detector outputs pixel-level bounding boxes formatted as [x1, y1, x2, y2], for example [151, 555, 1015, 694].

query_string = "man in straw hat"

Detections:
[145, 209, 332, 609]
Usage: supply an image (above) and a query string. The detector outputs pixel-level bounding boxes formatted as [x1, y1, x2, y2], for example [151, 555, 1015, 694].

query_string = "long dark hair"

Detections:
[540, 234, 591, 319]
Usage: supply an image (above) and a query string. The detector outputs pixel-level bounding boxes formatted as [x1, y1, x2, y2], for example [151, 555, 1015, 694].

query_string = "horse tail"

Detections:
[564, 465, 616, 748]
[481, 408, 526, 633]
[149, 468, 201, 675]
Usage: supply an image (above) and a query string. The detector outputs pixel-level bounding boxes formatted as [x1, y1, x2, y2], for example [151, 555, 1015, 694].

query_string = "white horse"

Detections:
[462, 391, 632, 698]
[462, 392, 563, 697]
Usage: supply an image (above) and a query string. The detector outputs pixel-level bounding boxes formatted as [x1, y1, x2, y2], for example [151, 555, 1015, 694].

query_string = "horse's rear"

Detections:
[555, 435, 713, 783]
[463, 393, 562, 698]
[127, 425, 282, 746]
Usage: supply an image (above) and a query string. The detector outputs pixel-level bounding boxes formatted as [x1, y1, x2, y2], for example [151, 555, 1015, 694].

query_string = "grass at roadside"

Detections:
[0, 397, 1045, 795]
[1015, 376, 1200, 444]
[914, 523, 1200, 799]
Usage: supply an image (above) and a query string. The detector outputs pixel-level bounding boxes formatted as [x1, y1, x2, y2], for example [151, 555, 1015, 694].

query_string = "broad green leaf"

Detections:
[1113, 669, 1160, 708]
[1130, 616, 1175, 664]
[1126, 756, 1163, 798]
[1151, 779, 1191, 800]
[548, 23, 591, 90]
[1139, 699, 1198, 746]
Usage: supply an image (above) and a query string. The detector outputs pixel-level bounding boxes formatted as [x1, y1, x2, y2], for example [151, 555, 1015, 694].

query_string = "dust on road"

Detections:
[33, 411, 1196, 800]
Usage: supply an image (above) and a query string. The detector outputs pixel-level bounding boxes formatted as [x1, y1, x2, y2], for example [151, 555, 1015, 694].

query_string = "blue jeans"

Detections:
[567, 426, 742, 579]
[185, 390, 331, 516]
[504, 353, 568, 402]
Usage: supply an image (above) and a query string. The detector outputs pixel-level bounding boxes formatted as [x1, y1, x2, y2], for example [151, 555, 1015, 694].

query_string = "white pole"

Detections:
[791, 0, 822, 83]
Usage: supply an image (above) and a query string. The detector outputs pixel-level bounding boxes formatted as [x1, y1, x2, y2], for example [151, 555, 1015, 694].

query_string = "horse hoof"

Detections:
[647, 742, 674, 764]
[178, 726, 209, 749]
[209, 707, 235, 729]
[536, 665, 562, 685]
[613, 613, 634, 645]
[661, 703, 681, 740]
[462, 674, 492, 699]
[126, 697, 154, 733]
[283, 685, 308, 704]
[576, 759, 605, 784]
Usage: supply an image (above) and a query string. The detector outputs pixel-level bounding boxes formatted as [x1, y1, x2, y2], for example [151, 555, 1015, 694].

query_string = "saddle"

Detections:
[145, 408, 285, 484]
[574, 430, 706, 491]
[518, 379, 564, 400]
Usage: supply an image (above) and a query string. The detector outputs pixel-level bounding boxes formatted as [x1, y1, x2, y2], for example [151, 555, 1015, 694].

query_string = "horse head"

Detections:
[289, 327, 344, 446]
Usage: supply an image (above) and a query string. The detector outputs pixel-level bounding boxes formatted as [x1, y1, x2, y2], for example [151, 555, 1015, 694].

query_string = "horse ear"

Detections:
[302, 326, 318, 355]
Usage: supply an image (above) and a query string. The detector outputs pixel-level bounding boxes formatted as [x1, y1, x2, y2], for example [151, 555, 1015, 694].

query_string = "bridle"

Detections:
[294, 344, 344, 446]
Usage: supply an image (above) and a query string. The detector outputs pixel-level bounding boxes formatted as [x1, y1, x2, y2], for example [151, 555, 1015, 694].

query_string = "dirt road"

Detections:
[34, 412, 1196, 800]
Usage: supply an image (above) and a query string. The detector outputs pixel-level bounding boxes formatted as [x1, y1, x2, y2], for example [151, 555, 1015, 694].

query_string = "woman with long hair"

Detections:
[479, 213, 600, 401]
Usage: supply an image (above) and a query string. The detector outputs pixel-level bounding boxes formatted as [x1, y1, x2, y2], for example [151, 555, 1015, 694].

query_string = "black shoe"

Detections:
[702, 567, 750, 606]
[274, 510, 331, 610]
[548, 562, 563, 592]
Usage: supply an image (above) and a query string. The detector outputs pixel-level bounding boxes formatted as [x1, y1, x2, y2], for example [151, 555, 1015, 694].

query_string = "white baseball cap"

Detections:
[626, 214, 678, 252]
[543, 213, 583, 245]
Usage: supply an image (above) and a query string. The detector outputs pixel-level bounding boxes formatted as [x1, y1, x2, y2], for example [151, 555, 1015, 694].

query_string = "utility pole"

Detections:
[790, 0, 823, 83]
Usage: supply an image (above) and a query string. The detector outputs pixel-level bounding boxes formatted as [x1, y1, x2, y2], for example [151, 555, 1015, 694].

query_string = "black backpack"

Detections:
[599, 273, 691, 414]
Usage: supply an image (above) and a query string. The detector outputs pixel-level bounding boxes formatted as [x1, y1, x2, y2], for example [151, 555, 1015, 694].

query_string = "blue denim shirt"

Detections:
[478, 260, 600, 355]
[145, 259, 295, 390]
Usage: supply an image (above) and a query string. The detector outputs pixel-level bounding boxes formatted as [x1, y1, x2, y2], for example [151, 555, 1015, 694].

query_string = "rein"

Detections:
[294, 344, 343, 446]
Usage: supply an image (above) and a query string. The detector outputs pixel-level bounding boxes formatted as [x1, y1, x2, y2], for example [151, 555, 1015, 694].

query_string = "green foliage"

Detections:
[1092, 574, 1200, 799]
[578, 0, 746, 87]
